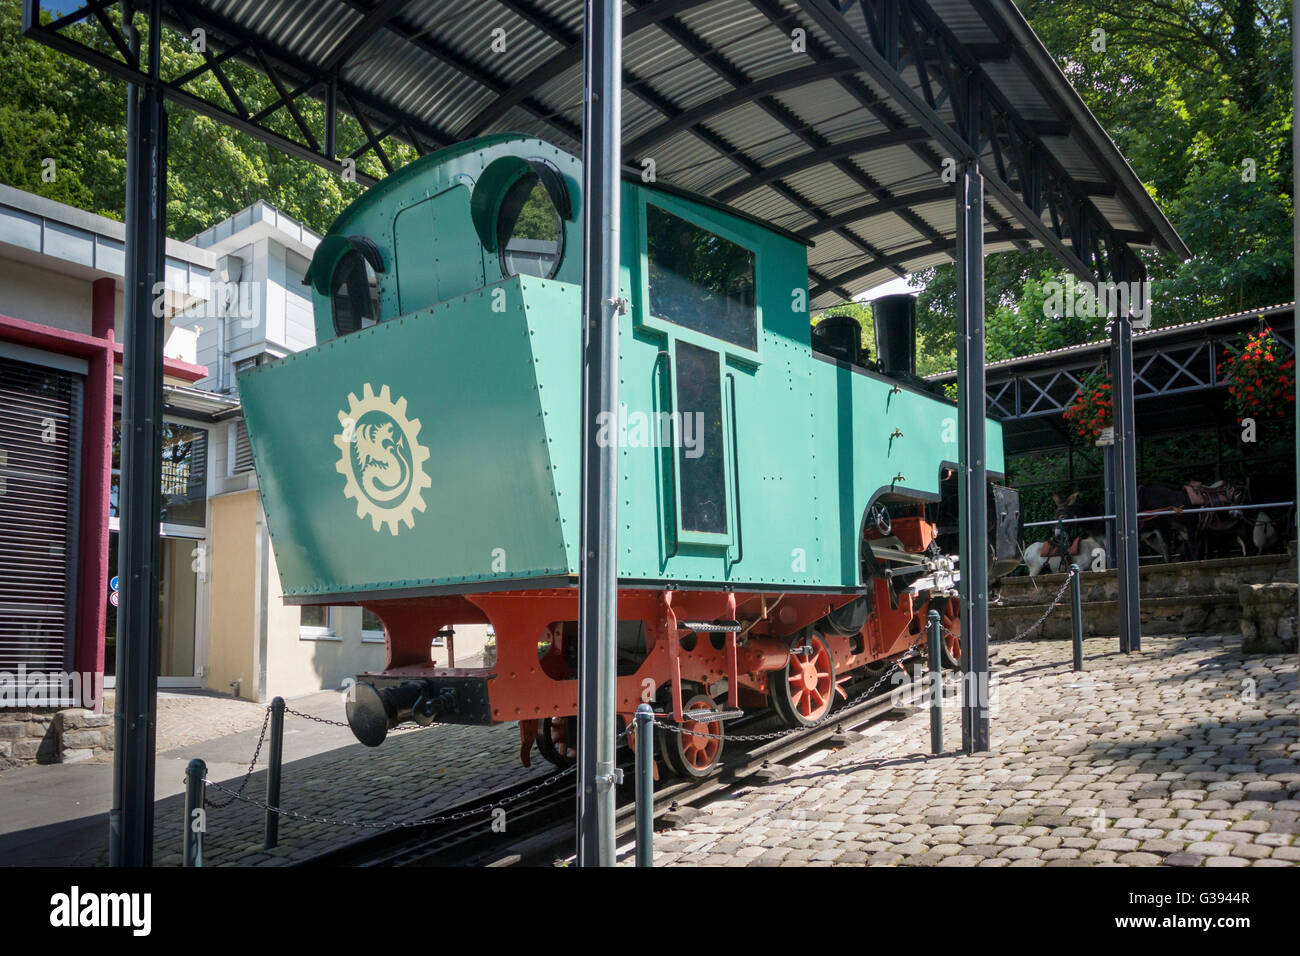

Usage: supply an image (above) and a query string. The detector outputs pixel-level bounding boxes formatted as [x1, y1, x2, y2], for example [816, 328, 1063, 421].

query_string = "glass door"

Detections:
[105, 529, 203, 686]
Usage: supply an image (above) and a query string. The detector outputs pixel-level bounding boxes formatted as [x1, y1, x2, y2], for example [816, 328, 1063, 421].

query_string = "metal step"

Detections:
[679, 620, 742, 633]
[672, 707, 745, 722]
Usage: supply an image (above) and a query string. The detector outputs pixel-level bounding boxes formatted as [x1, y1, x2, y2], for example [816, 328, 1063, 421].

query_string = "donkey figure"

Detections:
[1022, 491, 1108, 574]
[1136, 480, 1248, 561]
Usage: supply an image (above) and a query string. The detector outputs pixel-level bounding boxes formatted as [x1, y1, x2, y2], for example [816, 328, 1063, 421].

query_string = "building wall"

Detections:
[206, 487, 387, 700]
[182, 234, 315, 394]
[0, 256, 96, 334]
[263, 544, 386, 700]
[205, 490, 259, 699]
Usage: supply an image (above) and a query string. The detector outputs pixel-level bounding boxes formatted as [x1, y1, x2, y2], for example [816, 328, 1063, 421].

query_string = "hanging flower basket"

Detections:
[1062, 368, 1112, 445]
[1219, 325, 1296, 424]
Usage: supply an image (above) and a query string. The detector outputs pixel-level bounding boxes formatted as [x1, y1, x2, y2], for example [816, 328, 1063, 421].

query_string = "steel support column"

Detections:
[1111, 267, 1142, 652]
[576, 0, 622, 868]
[110, 0, 167, 868]
[955, 158, 990, 754]
[1102, 442, 1116, 566]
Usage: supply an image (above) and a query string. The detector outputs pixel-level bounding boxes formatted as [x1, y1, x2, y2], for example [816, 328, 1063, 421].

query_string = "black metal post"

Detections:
[576, 0, 623, 867]
[183, 758, 206, 867]
[926, 610, 942, 754]
[1069, 564, 1083, 671]
[634, 703, 654, 867]
[263, 697, 285, 849]
[1103, 442, 1116, 567]
[956, 154, 990, 754]
[110, 0, 167, 868]
[1111, 260, 1141, 652]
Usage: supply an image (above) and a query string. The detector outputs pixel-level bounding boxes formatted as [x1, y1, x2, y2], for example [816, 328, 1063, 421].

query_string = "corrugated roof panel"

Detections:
[674, 0, 800, 82]
[731, 187, 810, 229]
[153, 0, 1186, 306]
[979, 60, 1056, 122]
[772, 81, 891, 143]
[924, 0, 1001, 44]
[651, 130, 749, 196]
[207, 0, 354, 63]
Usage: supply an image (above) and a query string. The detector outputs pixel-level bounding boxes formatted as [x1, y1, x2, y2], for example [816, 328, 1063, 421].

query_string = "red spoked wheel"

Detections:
[770, 633, 837, 727]
[940, 596, 962, 669]
[659, 693, 724, 778]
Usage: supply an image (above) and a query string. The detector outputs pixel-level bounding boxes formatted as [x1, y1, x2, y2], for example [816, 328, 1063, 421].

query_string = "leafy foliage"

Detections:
[0, 1, 420, 238]
[911, 1, 1292, 371]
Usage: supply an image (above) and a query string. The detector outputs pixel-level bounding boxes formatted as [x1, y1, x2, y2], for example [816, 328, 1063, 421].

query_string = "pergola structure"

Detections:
[931, 303, 1295, 456]
[20, 0, 1186, 867]
[932, 303, 1295, 559]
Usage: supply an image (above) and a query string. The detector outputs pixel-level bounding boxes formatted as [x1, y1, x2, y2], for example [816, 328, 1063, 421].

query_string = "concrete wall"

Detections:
[206, 488, 388, 700]
[264, 596, 386, 700]
[0, 256, 94, 334]
[181, 237, 315, 394]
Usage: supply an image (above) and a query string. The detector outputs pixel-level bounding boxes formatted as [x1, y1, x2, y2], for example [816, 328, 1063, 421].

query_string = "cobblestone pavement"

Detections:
[634, 631, 1298, 867]
[101, 691, 271, 755]
[148, 717, 551, 867]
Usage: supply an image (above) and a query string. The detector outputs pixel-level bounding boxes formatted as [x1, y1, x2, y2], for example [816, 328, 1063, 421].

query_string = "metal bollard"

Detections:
[1069, 564, 1084, 671]
[634, 703, 654, 867]
[264, 696, 285, 849]
[926, 610, 943, 754]
[183, 758, 206, 867]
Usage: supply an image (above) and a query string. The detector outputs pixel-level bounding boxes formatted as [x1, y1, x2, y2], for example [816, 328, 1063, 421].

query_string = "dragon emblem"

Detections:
[334, 384, 431, 535]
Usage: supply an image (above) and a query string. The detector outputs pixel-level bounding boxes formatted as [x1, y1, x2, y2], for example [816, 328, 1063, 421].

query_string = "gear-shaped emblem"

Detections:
[335, 383, 432, 535]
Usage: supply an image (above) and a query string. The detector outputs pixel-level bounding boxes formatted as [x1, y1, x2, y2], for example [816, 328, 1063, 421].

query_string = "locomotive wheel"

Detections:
[659, 693, 724, 778]
[939, 598, 962, 670]
[536, 715, 576, 769]
[769, 633, 837, 727]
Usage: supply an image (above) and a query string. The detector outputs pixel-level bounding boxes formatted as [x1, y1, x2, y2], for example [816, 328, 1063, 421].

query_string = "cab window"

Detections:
[498, 173, 563, 279]
[647, 203, 756, 351]
[331, 249, 379, 336]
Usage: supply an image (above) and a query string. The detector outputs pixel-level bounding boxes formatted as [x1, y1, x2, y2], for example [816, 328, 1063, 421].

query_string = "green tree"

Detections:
[912, 1, 1292, 370]
[0, 1, 422, 238]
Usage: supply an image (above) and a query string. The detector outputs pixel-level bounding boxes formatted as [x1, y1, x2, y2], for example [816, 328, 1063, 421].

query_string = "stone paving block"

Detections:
[631, 632, 1297, 870]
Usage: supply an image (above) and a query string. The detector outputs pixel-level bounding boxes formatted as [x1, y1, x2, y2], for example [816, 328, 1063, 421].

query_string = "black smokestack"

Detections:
[872, 294, 917, 378]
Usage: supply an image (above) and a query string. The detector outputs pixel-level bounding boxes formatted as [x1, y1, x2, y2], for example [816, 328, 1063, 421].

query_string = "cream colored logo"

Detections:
[335, 384, 431, 535]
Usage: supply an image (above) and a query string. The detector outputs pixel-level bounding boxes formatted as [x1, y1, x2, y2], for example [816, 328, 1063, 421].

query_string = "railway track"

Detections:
[296, 667, 929, 867]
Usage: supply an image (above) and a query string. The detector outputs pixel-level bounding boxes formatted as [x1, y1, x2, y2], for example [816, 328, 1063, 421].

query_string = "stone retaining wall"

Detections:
[1241, 582, 1299, 655]
[0, 708, 113, 768]
[989, 554, 1297, 645]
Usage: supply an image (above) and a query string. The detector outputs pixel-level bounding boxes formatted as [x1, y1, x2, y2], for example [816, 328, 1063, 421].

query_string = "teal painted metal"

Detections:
[240, 134, 1006, 602]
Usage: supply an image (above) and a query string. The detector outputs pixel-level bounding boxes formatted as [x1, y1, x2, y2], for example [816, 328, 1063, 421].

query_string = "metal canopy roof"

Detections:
[23, 0, 1188, 308]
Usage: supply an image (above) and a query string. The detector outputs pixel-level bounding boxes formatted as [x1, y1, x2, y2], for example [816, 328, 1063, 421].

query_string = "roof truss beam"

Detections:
[21, 0, 468, 184]
[810, 228, 1032, 298]
[797, 0, 1143, 283]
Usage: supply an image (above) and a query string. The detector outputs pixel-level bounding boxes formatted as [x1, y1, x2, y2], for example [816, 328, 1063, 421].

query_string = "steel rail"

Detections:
[295, 671, 932, 867]
[482, 670, 930, 867]
[1024, 500, 1295, 528]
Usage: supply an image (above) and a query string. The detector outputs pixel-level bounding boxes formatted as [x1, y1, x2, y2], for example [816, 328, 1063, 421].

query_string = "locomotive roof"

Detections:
[30, 0, 1188, 308]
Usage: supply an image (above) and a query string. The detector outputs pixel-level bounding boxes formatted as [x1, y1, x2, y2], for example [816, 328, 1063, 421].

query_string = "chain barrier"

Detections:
[204, 706, 271, 809]
[199, 700, 433, 813]
[1001, 565, 1076, 644]
[204, 762, 578, 830]
[654, 657, 907, 741]
[935, 564, 1077, 652]
[199, 712, 634, 830]
[282, 705, 350, 728]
